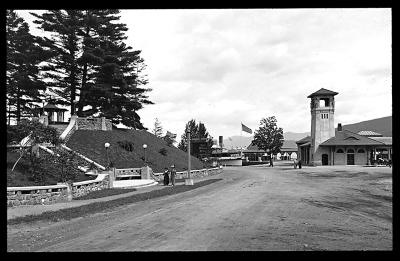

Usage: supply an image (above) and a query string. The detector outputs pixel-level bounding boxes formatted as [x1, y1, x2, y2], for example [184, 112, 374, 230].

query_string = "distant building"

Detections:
[296, 88, 392, 165]
[242, 140, 298, 163]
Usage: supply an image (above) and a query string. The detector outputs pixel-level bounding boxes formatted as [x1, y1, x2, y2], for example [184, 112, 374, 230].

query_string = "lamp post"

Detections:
[143, 144, 147, 165]
[104, 142, 110, 169]
[185, 130, 194, 185]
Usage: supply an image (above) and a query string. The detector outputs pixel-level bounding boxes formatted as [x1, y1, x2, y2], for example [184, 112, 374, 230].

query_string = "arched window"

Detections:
[357, 149, 365, 153]
[347, 149, 355, 153]
[336, 149, 344, 153]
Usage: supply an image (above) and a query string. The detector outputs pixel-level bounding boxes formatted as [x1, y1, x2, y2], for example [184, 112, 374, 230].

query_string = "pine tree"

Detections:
[178, 119, 198, 152]
[198, 122, 214, 150]
[153, 118, 164, 138]
[30, 9, 152, 129]
[76, 10, 153, 129]
[6, 10, 50, 124]
[30, 10, 84, 113]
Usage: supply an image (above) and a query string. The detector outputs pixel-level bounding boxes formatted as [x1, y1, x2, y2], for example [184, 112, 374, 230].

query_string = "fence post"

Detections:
[66, 181, 73, 201]
[141, 166, 151, 179]
[108, 168, 115, 188]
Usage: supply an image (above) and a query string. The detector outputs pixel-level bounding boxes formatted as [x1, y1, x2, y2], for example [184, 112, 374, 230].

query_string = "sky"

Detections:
[16, 9, 392, 142]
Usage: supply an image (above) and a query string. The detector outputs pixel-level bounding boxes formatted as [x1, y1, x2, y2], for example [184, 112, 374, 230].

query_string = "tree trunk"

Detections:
[16, 87, 21, 123]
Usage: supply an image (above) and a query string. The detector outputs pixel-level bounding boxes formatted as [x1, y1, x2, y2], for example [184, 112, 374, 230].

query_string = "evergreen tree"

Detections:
[30, 10, 84, 113]
[153, 118, 164, 138]
[178, 119, 198, 152]
[163, 131, 177, 147]
[76, 10, 153, 129]
[6, 10, 50, 124]
[251, 116, 284, 157]
[30, 9, 152, 129]
[198, 122, 214, 150]
[178, 120, 213, 153]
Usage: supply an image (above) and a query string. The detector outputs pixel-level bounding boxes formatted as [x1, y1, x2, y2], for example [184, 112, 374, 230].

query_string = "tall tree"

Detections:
[251, 116, 284, 157]
[178, 119, 198, 152]
[30, 9, 152, 129]
[163, 131, 177, 147]
[178, 120, 213, 153]
[152, 118, 163, 138]
[76, 10, 153, 129]
[30, 10, 84, 114]
[6, 10, 50, 124]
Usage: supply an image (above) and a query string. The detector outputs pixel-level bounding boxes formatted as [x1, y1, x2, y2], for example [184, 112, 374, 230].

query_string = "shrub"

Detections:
[117, 140, 134, 152]
[159, 148, 168, 156]
[7, 119, 60, 145]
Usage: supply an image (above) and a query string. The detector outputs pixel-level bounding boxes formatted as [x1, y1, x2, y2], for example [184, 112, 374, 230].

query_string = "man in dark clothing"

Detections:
[170, 164, 176, 186]
[269, 156, 274, 167]
[298, 160, 302, 169]
[163, 167, 169, 186]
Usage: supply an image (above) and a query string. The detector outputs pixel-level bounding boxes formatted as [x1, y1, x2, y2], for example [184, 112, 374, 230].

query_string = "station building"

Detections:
[296, 88, 392, 166]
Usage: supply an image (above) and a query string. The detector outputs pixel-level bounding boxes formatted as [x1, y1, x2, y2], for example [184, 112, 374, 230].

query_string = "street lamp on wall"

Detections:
[104, 142, 110, 169]
[143, 144, 147, 165]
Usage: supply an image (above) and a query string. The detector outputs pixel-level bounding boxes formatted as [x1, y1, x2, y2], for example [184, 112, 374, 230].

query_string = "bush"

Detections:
[117, 140, 134, 152]
[7, 119, 60, 145]
[159, 148, 168, 156]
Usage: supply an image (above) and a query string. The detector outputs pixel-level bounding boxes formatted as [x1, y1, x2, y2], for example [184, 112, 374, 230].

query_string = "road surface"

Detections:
[7, 163, 392, 251]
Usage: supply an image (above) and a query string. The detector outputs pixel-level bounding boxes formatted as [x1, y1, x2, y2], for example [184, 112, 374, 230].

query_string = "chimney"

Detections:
[338, 123, 342, 131]
[219, 136, 223, 148]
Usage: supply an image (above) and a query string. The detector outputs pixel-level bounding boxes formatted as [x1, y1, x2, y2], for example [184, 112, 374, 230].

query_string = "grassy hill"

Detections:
[66, 129, 206, 173]
[7, 150, 96, 187]
[341, 116, 392, 137]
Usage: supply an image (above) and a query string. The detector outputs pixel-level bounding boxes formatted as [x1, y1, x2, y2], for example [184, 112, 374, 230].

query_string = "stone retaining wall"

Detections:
[7, 174, 109, 207]
[77, 117, 112, 131]
[153, 167, 223, 180]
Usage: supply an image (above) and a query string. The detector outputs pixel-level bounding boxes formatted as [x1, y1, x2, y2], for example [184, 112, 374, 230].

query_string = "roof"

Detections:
[244, 140, 297, 153]
[319, 130, 385, 146]
[357, 130, 383, 137]
[296, 136, 311, 144]
[368, 137, 392, 145]
[340, 116, 392, 137]
[307, 88, 339, 98]
[299, 142, 311, 147]
[43, 103, 68, 111]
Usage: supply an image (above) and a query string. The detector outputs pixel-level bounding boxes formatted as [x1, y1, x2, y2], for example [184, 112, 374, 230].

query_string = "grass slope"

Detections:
[66, 129, 206, 173]
[7, 151, 96, 187]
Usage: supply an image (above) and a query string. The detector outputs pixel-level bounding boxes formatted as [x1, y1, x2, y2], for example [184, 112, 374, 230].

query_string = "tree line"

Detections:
[6, 9, 152, 129]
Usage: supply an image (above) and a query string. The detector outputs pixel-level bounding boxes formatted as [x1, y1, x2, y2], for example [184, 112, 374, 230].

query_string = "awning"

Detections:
[299, 142, 311, 147]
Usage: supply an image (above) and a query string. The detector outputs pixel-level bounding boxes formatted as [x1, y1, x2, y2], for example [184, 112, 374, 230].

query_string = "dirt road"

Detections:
[7, 163, 392, 251]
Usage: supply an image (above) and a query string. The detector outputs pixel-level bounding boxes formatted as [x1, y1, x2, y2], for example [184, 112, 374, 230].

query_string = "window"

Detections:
[336, 149, 344, 153]
[321, 113, 329, 119]
[357, 149, 365, 153]
[347, 149, 355, 153]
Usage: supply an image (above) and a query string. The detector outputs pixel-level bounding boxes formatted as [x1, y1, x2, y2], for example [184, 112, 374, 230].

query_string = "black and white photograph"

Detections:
[7, 8, 392, 251]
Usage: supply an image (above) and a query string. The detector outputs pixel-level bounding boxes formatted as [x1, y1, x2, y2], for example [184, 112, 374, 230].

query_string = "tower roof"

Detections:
[307, 88, 338, 98]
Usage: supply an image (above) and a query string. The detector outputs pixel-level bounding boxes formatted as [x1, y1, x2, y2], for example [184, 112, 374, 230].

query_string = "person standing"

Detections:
[269, 156, 274, 167]
[163, 167, 169, 186]
[170, 164, 176, 186]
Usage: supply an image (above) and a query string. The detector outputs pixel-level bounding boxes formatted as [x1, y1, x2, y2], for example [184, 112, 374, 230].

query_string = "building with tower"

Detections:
[296, 88, 392, 166]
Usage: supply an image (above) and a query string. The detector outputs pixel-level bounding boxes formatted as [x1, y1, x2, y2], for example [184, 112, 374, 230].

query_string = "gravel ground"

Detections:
[7, 163, 392, 251]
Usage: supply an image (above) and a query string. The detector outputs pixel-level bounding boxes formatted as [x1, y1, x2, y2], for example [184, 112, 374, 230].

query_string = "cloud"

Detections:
[16, 9, 392, 142]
